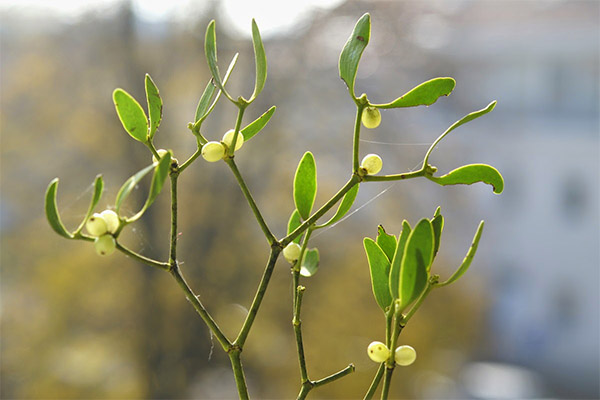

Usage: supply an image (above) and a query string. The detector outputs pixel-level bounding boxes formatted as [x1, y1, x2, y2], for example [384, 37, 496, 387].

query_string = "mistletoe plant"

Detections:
[44, 13, 503, 400]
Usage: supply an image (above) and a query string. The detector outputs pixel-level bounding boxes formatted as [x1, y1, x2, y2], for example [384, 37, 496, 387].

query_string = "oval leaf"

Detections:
[339, 13, 370, 97]
[293, 152, 317, 220]
[428, 164, 504, 194]
[376, 225, 397, 262]
[74, 174, 104, 234]
[241, 106, 276, 141]
[250, 19, 267, 101]
[145, 74, 162, 139]
[127, 152, 172, 222]
[437, 221, 484, 287]
[431, 213, 444, 258]
[300, 248, 319, 277]
[45, 178, 73, 239]
[113, 89, 149, 142]
[364, 238, 392, 311]
[398, 219, 434, 310]
[373, 77, 456, 109]
[195, 53, 239, 124]
[389, 220, 411, 299]
[316, 183, 359, 228]
[287, 209, 303, 244]
[115, 164, 155, 214]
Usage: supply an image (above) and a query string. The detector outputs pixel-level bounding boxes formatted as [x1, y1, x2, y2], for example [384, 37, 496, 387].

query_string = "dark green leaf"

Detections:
[45, 178, 74, 239]
[398, 219, 433, 310]
[300, 248, 319, 277]
[373, 77, 456, 109]
[438, 221, 484, 287]
[250, 19, 267, 101]
[316, 184, 359, 228]
[287, 209, 302, 244]
[364, 238, 392, 311]
[241, 106, 276, 141]
[293, 152, 317, 220]
[431, 214, 444, 258]
[428, 164, 504, 194]
[113, 89, 149, 142]
[389, 220, 410, 299]
[195, 53, 239, 123]
[376, 225, 397, 262]
[115, 164, 155, 214]
[145, 74, 162, 139]
[339, 13, 370, 97]
[74, 174, 104, 234]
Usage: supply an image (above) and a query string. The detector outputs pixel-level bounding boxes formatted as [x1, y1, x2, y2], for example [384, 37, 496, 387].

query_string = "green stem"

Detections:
[401, 278, 436, 325]
[229, 349, 250, 400]
[380, 365, 394, 400]
[115, 242, 169, 270]
[179, 146, 202, 173]
[168, 173, 178, 264]
[293, 281, 309, 383]
[297, 383, 312, 400]
[146, 141, 161, 160]
[362, 170, 425, 182]
[353, 104, 366, 173]
[364, 363, 385, 400]
[228, 105, 246, 157]
[313, 364, 355, 387]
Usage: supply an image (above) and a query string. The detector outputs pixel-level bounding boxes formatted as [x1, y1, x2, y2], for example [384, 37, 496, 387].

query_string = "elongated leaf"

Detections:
[300, 248, 319, 277]
[74, 175, 104, 234]
[431, 214, 444, 258]
[250, 19, 267, 101]
[115, 164, 155, 214]
[389, 220, 411, 299]
[145, 74, 162, 139]
[364, 238, 392, 311]
[433, 206, 441, 217]
[376, 225, 397, 262]
[316, 184, 359, 228]
[287, 209, 303, 244]
[293, 152, 317, 220]
[113, 89, 149, 142]
[428, 164, 504, 194]
[373, 78, 456, 109]
[339, 13, 370, 97]
[438, 221, 484, 287]
[126, 152, 171, 222]
[205, 20, 227, 94]
[241, 106, 276, 141]
[398, 219, 433, 310]
[45, 178, 74, 239]
[195, 54, 239, 123]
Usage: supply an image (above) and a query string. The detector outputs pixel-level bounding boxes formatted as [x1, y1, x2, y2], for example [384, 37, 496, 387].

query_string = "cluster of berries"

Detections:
[85, 210, 120, 256]
[367, 341, 416, 366]
[360, 106, 383, 175]
[201, 129, 244, 162]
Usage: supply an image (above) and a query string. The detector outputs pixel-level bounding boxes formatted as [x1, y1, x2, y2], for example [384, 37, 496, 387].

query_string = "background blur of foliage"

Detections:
[1, 1, 598, 399]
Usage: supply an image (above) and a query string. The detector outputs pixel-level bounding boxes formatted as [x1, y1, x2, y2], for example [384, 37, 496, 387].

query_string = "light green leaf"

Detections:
[145, 74, 162, 139]
[373, 77, 456, 109]
[300, 248, 319, 277]
[428, 164, 504, 194]
[204, 20, 230, 98]
[376, 225, 397, 262]
[389, 220, 410, 299]
[74, 174, 104, 234]
[250, 19, 267, 101]
[195, 53, 239, 124]
[241, 106, 276, 141]
[433, 206, 441, 217]
[113, 89, 149, 142]
[431, 213, 444, 258]
[398, 219, 433, 310]
[339, 13, 370, 97]
[437, 221, 484, 287]
[127, 152, 172, 222]
[364, 238, 392, 311]
[316, 184, 359, 228]
[45, 178, 74, 239]
[115, 164, 155, 214]
[293, 152, 317, 220]
[287, 209, 303, 244]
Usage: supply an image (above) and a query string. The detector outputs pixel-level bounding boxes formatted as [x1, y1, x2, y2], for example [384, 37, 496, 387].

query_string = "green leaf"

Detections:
[300, 248, 319, 277]
[437, 221, 484, 287]
[373, 77, 456, 109]
[376, 225, 397, 262]
[293, 152, 317, 220]
[428, 164, 504, 194]
[145, 74, 162, 139]
[287, 209, 303, 244]
[433, 206, 441, 217]
[74, 174, 104, 234]
[195, 53, 239, 124]
[250, 19, 267, 101]
[127, 152, 172, 222]
[204, 20, 229, 97]
[398, 219, 434, 310]
[316, 184, 359, 228]
[115, 164, 155, 214]
[339, 13, 370, 97]
[241, 106, 276, 141]
[364, 238, 392, 311]
[431, 213, 444, 258]
[113, 89, 149, 142]
[45, 178, 74, 239]
[389, 220, 410, 299]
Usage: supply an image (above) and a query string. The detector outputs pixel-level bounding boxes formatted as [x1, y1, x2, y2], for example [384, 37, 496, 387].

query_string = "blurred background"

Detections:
[1, 0, 598, 399]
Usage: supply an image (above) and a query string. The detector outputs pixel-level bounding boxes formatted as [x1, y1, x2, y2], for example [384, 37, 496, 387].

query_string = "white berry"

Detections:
[85, 213, 108, 237]
[152, 149, 168, 163]
[222, 129, 244, 151]
[100, 209, 120, 234]
[394, 345, 416, 366]
[94, 234, 116, 256]
[367, 341, 390, 363]
[360, 154, 383, 175]
[362, 107, 381, 129]
[283, 243, 302, 264]
[201, 141, 226, 162]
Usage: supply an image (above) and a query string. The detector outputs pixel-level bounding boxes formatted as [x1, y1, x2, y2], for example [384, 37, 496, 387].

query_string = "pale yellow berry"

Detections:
[100, 209, 120, 234]
[152, 149, 168, 163]
[360, 154, 383, 175]
[94, 234, 116, 256]
[201, 141, 226, 162]
[222, 129, 244, 151]
[394, 345, 416, 366]
[362, 107, 381, 129]
[367, 341, 390, 363]
[283, 243, 302, 264]
[85, 213, 108, 237]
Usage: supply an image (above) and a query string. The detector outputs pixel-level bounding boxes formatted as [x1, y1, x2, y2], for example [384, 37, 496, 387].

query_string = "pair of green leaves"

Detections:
[205, 19, 266, 104]
[113, 74, 163, 143]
